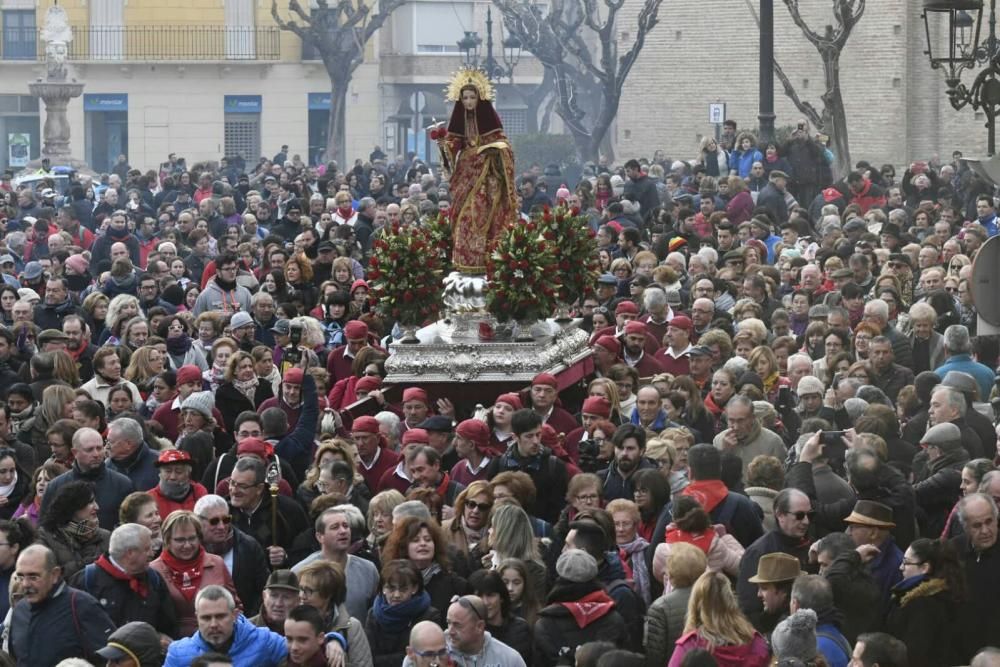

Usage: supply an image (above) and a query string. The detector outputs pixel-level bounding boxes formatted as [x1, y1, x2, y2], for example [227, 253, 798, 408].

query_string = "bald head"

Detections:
[407, 620, 447, 666]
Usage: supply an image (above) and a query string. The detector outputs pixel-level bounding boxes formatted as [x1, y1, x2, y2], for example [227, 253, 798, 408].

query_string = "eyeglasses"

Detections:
[575, 493, 600, 502]
[450, 595, 485, 620]
[901, 560, 924, 567]
[230, 481, 261, 492]
[787, 510, 815, 521]
[411, 646, 449, 665]
[204, 515, 231, 526]
[464, 500, 492, 513]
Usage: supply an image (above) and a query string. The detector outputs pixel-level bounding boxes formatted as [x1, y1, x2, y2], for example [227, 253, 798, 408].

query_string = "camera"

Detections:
[818, 430, 846, 445]
[284, 322, 304, 366]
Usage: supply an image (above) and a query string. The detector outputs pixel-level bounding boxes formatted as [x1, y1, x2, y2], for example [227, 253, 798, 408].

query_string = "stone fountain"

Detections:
[25, 5, 89, 170]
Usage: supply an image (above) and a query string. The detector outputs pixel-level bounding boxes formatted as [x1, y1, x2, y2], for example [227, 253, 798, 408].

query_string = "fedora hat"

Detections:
[748, 552, 802, 584]
[844, 500, 895, 529]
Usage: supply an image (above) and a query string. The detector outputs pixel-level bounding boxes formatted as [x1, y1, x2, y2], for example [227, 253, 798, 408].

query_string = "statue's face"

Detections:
[461, 88, 478, 112]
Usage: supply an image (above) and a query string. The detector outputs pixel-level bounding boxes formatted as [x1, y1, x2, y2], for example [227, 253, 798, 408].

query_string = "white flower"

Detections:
[513, 270, 525, 279]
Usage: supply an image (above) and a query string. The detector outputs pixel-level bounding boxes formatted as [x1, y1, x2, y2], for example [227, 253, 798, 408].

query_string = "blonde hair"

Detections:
[684, 571, 757, 651]
[666, 541, 709, 588]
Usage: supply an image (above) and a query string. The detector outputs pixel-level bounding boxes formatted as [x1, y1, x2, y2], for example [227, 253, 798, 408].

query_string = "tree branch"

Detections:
[782, 0, 824, 47]
[270, 0, 308, 41]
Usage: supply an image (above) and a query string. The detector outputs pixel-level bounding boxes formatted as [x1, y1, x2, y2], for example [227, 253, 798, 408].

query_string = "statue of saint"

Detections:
[436, 68, 519, 274]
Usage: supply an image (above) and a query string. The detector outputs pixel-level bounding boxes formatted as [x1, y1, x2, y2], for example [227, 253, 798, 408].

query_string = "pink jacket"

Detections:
[652, 525, 745, 588]
[668, 631, 770, 667]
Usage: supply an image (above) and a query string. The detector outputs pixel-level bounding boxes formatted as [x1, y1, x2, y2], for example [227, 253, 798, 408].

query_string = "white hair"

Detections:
[194, 494, 229, 517]
[666, 252, 687, 270]
[787, 353, 814, 372]
[109, 523, 151, 561]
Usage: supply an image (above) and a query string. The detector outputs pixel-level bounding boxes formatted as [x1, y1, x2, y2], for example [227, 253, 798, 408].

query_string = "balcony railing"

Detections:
[1, 25, 281, 62]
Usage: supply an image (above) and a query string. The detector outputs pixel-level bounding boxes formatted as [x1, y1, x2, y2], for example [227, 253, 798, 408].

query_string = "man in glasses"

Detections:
[736, 488, 813, 630]
[192, 252, 252, 317]
[406, 620, 453, 667]
[195, 493, 269, 618]
[445, 595, 525, 666]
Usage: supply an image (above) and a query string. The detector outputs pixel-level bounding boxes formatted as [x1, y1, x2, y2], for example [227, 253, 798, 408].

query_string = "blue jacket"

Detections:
[979, 212, 999, 237]
[10, 582, 116, 666]
[729, 148, 764, 178]
[816, 622, 851, 667]
[935, 354, 996, 403]
[164, 613, 286, 667]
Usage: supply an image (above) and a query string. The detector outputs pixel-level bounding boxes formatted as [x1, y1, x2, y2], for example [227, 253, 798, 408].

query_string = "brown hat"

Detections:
[264, 569, 299, 592]
[844, 500, 895, 529]
[748, 552, 802, 584]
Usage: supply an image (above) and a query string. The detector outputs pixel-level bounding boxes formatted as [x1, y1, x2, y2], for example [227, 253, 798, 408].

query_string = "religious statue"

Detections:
[436, 68, 519, 274]
[41, 5, 74, 82]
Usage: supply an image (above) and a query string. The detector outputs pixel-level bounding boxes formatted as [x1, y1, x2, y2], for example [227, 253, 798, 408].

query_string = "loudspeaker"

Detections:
[972, 234, 1000, 332]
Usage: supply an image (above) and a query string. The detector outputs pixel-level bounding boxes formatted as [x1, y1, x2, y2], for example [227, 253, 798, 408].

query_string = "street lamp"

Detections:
[456, 7, 520, 83]
[921, 0, 1000, 154]
[758, 0, 775, 143]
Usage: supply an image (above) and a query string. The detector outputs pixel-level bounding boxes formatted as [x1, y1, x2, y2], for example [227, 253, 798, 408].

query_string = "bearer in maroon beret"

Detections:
[377, 428, 430, 494]
[488, 393, 522, 453]
[591, 335, 622, 377]
[450, 419, 497, 486]
[352, 415, 399, 493]
[401, 387, 432, 432]
[589, 300, 659, 355]
[563, 395, 614, 465]
[326, 319, 376, 383]
[621, 320, 666, 377]
[654, 314, 694, 375]
[540, 424, 582, 477]
[527, 372, 579, 436]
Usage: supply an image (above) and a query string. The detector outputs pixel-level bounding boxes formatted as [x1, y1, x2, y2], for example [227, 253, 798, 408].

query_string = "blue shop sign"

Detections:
[308, 93, 331, 110]
[224, 95, 262, 114]
[84, 94, 128, 112]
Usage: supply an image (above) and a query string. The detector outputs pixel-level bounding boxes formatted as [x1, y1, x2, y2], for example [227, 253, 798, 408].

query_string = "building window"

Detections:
[2, 10, 36, 60]
[393, 2, 473, 55]
[498, 108, 527, 136]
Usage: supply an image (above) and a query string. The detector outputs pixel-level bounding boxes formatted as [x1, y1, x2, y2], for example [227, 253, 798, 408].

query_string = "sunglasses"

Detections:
[204, 515, 232, 526]
[787, 510, 815, 521]
[465, 500, 492, 513]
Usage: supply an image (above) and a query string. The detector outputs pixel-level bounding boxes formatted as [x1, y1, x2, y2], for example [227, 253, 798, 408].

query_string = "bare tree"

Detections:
[495, 0, 663, 163]
[271, 0, 406, 166]
[746, 0, 865, 177]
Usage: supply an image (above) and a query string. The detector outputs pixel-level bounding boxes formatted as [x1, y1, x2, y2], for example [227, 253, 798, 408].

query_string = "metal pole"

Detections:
[991, 0, 998, 156]
[759, 0, 776, 143]
[485, 7, 496, 81]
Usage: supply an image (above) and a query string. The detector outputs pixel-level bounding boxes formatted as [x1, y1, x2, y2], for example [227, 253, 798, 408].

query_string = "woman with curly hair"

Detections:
[284, 254, 318, 311]
[442, 481, 493, 574]
[100, 294, 141, 345]
[381, 515, 468, 623]
[36, 480, 110, 578]
[124, 346, 166, 398]
[158, 315, 209, 372]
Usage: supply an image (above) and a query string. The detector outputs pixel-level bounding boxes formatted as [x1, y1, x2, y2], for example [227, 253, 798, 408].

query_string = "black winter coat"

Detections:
[488, 616, 533, 663]
[364, 603, 439, 667]
[950, 534, 1000, 661]
[736, 529, 811, 628]
[9, 583, 116, 665]
[884, 577, 963, 667]
[70, 561, 178, 637]
[913, 449, 967, 538]
[423, 570, 469, 626]
[215, 381, 275, 433]
[533, 580, 627, 667]
[229, 526, 270, 616]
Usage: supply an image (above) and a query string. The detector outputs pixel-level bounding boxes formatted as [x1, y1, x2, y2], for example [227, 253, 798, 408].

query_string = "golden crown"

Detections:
[445, 67, 495, 103]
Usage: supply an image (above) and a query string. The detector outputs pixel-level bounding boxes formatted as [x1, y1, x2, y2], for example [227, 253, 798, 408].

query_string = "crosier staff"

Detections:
[266, 460, 280, 549]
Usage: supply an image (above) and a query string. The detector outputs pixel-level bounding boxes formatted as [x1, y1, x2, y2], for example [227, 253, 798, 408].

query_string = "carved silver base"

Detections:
[384, 318, 592, 383]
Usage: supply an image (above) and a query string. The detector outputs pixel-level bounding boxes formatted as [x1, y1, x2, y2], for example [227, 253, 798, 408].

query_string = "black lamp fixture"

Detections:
[921, 0, 1000, 154]
[456, 7, 520, 83]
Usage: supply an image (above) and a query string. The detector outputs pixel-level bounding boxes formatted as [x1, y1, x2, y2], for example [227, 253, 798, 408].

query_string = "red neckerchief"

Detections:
[66, 339, 87, 361]
[681, 479, 729, 513]
[337, 206, 354, 219]
[434, 472, 452, 498]
[665, 527, 715, 554]
[157, 546, 205, 602]
[95, 554, 148, 598]
[559, 589, 616, 628]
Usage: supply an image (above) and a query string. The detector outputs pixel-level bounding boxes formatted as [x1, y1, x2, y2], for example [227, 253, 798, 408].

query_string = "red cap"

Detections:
[355, 376, 382, 393]
[283, 368, 304, 385]
[495, 393, 522, 410]
[176, 365, 202, 387]
[401, 428, 430, 446]
[351, 416, 380, 434]
[350, 279, 369, 294]
[623, 321, 646, 336]
[532, 373, 559, 389]
[156, 449, 193, 467]
[540, 424, 562, 448]
[455, 419, 490, 451]
[593, 335, 621, 356]
[669, 315, 693, 332]
[582, 396, 612, 418]
[344, 320, 369, 339]
[402, 387, 429, 405]
[237, 437, 275, 460]
[615, 301, 639, 316]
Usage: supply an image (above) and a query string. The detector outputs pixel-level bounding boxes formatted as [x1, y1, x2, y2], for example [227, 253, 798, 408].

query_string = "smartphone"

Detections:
[819, 430, 846, 445]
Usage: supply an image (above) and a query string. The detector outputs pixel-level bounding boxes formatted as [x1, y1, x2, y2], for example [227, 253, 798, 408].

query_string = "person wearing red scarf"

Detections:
[71, 523, 178, 636]
[150, 510, 240, 636]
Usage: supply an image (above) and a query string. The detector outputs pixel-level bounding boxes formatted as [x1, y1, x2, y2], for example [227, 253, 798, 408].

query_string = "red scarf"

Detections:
[158, 547, 206, 602]
[665, 527, 715, 554]
[559, 589, 616, 628]
[681, 479, 729, 513]
[337, 206, 354, 220]
[95, 554, 148, 598]
[434, 472, 453, 498]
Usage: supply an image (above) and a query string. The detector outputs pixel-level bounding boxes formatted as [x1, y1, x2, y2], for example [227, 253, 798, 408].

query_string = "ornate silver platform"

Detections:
[384, 318, 591, 383]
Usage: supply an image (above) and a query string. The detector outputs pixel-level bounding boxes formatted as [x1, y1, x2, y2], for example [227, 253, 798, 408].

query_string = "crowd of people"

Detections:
[0, 124, 997, 667]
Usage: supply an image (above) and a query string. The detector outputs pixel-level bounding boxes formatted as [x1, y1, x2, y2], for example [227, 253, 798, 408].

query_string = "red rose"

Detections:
[404, 291, 414, 302]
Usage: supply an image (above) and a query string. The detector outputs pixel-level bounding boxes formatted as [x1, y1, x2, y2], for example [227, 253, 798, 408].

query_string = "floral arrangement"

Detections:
[368, 223, 445, 326]
[485, 218, 560, 324]
[536, 205, 600, 307]
[424, 212, 453, 274]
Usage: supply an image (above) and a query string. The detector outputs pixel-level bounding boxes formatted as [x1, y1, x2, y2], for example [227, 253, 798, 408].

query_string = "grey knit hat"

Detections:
[771, 608, 818, 662]
[797, 376, 825, 397]
[181, 391, 214, 421]
[556, 549, 599, 583]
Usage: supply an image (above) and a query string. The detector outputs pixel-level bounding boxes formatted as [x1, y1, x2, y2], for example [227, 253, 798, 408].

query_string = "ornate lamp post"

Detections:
[457, 7, 521, 83]
[759, 0, 776, 143]
[921, 0, 1000, 153]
